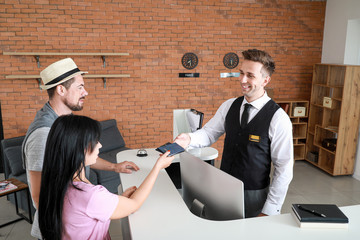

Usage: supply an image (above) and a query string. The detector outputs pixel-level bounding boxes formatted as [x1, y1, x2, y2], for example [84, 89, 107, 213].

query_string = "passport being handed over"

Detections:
[155, 142, 185, 157]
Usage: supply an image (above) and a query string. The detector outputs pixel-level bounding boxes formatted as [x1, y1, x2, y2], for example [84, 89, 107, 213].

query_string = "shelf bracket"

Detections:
[101, 56, 106, 68]
[103, 77, 107, 88]
[35, 55, 40, 68]
[37, 78, 42, 89]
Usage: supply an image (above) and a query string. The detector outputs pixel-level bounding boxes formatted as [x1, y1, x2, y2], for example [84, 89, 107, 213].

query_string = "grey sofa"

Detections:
[1, 119, 129, 215]
[93, 119, 130, 193]
[1, 135, 33, 215]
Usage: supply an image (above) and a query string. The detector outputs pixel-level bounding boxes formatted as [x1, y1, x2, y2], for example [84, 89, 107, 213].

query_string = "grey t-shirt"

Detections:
[24, 127, 50, 239]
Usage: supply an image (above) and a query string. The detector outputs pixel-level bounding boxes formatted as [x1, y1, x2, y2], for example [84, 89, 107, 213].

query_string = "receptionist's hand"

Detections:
[174, 133, 191, 149]
[257, 213, 268, 217]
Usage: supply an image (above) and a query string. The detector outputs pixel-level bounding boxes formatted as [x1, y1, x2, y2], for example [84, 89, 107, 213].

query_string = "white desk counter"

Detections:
[117, 149, 360, 240]
[173, 146, 218, 163]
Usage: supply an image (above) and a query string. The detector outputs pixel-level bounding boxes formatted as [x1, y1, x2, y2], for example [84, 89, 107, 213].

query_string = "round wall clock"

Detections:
[181, 52, 198, 70]
[223, 52, 239, 69]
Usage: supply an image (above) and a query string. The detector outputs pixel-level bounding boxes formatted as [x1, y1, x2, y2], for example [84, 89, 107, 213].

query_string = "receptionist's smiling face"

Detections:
[239, 60, 270, 102]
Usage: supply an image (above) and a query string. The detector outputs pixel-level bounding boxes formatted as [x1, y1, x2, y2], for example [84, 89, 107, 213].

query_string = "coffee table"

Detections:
[0, 178, 33, 228]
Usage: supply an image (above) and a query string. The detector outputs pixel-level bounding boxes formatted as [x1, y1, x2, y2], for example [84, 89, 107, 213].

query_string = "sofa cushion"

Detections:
[4, 145, 26, 176]
[9, 172, 27, 184]
[99, 119, 125, 153]
[96, 147, 129, 193]
[99, 146, 129, 164]
[88, 169, 98, 185]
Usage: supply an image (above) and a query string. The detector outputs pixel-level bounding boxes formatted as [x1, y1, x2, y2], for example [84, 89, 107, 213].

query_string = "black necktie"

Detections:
[241, 103, 251, 129]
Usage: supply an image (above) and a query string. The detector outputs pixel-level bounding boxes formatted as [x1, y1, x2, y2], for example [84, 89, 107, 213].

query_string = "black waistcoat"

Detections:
[220, 96, 280, 190]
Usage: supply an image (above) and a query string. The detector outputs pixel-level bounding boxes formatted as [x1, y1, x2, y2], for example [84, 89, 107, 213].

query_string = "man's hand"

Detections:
[121, 186, 137, 198]
[174, 133, 191, 149]
[91, 157, 139, 173]
[114, 161, 140, 173]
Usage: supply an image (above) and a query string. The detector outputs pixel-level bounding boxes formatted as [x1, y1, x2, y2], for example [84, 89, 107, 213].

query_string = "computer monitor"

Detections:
[180, 152, 245, 221]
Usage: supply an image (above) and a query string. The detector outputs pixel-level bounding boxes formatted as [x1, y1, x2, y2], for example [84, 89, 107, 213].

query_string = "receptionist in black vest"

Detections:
[175, 49, 293, 218]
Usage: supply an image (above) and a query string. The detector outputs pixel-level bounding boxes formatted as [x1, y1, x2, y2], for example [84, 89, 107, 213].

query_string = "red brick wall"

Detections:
[0, 0, 326, 160]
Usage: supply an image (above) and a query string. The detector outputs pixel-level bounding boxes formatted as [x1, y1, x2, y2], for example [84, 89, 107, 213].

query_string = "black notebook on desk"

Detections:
[291, 204, 349, 228]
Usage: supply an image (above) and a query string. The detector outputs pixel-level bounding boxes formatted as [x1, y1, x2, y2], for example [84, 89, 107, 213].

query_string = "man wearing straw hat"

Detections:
[22, 58, 139, 239]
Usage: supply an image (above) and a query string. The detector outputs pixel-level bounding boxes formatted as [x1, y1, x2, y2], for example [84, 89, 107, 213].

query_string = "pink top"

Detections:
[62, 181, 119, 240]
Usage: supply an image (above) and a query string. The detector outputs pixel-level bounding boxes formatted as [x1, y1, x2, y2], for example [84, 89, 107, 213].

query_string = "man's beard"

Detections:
[65, 98, 84, 111]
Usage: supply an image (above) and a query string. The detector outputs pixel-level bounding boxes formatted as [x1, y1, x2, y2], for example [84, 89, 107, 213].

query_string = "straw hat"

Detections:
[40, 58, 88, 90]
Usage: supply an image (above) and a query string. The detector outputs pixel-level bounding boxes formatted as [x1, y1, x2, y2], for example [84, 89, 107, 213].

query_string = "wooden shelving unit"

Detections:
[276, 99, 309, 161]
[305, 63, 360, 175]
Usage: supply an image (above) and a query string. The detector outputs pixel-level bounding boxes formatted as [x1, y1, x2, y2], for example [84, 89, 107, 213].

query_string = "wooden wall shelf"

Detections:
[5, 74, 130, 79]
[3, 52, 130, 88]
[3, 52, 129, 68]
[3, 52, 129, 56]
[5, 74, 130, 88]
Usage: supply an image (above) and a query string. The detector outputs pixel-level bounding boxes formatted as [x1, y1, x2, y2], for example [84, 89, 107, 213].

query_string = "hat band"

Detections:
[45, 68, 80, 86]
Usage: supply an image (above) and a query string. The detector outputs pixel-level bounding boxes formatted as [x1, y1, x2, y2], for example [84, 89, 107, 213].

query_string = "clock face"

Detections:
[181, 53, 198, 70]
[223, 52, 239, 69]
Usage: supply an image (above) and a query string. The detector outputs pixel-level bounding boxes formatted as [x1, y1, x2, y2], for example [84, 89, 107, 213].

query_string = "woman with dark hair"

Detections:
[38, 115, 174, 239]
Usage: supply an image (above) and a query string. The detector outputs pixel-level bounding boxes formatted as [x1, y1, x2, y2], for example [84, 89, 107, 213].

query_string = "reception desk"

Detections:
[117, 149, 360, 240]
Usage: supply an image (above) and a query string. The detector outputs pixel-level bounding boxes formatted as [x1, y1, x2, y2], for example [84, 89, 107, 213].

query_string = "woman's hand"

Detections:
[155, 151, 174, 169]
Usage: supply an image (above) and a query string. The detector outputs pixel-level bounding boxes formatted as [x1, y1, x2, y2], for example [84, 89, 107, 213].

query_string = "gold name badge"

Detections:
[249, 135, 260, 142]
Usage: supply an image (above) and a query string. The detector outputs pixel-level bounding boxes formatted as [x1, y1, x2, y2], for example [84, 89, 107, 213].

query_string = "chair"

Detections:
[173, 109, 204, 140]
[1, 136, 35, 217]
[173, 108, 217, 165]
[166, 109, 218, 189]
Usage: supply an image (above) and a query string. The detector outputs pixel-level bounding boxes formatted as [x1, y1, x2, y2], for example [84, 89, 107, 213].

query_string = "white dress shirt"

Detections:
[189, 92, 294, 215]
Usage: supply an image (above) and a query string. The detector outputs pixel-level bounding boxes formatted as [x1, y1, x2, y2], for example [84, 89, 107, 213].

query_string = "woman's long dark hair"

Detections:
[38, 115, 100, 240]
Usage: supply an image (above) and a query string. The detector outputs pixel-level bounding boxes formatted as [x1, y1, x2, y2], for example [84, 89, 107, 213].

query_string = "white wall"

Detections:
[344, 19, 360, 65]
[322, 0, 360, 64]
[355, 131, 360, 181]
[321, 0, 360, 180]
